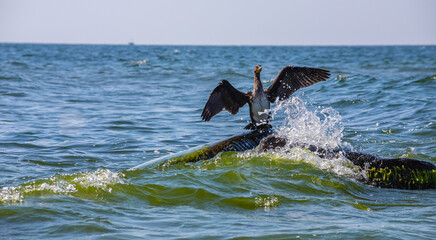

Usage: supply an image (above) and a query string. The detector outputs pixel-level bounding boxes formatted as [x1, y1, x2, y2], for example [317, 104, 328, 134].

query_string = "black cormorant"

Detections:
[201, 65, 330, 129]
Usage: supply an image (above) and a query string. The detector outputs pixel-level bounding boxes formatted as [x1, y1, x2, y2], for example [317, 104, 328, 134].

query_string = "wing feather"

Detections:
[265, 65, 330, 102]
[201, 80, 249, 121]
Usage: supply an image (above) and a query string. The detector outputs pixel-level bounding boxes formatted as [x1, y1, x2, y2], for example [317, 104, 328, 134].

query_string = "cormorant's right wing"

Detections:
[201, 80, 249, 121]
[265, 66, 329, 102]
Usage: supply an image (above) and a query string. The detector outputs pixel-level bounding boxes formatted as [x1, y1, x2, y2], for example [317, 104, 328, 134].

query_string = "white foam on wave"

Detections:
[72, 168, 124, 191]
[0, 169, 125, 203]
[130, 59, 148, 65]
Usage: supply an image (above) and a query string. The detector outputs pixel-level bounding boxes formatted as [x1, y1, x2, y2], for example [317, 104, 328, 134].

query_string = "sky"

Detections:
[1, 0, 435, 45]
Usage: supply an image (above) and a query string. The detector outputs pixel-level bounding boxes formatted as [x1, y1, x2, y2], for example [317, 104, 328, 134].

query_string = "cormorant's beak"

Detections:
[255, 65, 262, 73]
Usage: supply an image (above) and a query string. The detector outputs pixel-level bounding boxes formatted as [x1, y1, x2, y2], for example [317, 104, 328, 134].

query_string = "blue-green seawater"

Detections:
[1, 44, 435, 239]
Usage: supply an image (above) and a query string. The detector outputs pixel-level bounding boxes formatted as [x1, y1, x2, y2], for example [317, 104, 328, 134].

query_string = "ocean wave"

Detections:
[144, 150, 368, 209]
[1, 169, 125, 203]
[0, 73, 24, 81]
[413, 75, 436, 83]
[8, 61, 29, 68]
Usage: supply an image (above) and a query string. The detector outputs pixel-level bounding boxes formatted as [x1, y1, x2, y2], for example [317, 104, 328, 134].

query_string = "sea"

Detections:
[1, 44, 435, 239]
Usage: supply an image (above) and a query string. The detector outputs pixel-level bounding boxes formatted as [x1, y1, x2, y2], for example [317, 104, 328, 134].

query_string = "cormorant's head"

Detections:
[254, 65, 262, 74]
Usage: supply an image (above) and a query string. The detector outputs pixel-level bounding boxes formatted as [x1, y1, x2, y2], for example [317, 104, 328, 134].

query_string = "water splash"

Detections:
[239, 97, 364, 179]
[272, 97, 345, 150]
[1, 169, 125, 203]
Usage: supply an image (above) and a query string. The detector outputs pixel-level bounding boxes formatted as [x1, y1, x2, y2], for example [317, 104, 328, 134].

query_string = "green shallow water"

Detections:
[3, 152, 436, 239]
[1, 44, 435, 239]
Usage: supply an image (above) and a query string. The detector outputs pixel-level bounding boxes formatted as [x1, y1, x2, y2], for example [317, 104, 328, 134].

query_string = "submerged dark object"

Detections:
[201, 65, 329, 129]
[161, 130, 436, 190]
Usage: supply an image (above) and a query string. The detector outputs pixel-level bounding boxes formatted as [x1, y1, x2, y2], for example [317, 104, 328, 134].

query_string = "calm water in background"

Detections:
[1, 44, 435, 239]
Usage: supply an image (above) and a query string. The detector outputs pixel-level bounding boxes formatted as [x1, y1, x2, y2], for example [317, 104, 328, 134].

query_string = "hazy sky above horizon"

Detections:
[1, 0, 435, 45]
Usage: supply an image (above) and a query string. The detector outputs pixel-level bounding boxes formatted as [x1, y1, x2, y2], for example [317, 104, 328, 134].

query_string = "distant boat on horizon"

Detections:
[128, 40, 134, 46]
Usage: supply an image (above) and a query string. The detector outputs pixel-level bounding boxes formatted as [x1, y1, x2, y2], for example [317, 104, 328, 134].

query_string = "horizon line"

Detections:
[1, 41, 435, 47]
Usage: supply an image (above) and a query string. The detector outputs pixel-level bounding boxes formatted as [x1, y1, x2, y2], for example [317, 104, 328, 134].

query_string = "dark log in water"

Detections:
[162, 129, 272, 166]
[158, 130, 436, 189]
[260, 135, 436, 190]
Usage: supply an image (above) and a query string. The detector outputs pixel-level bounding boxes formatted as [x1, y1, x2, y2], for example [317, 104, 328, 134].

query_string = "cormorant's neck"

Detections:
[254, 72, 263, 92]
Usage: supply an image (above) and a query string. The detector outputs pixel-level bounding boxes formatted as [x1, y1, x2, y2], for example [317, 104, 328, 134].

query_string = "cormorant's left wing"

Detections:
[265, 66, 329, 102]
[201, 80, 249, 121]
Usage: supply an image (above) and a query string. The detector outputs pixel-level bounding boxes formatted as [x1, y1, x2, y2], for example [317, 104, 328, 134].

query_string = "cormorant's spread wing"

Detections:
[201, 80, 249, 121]
[265, 66, 329, 102]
